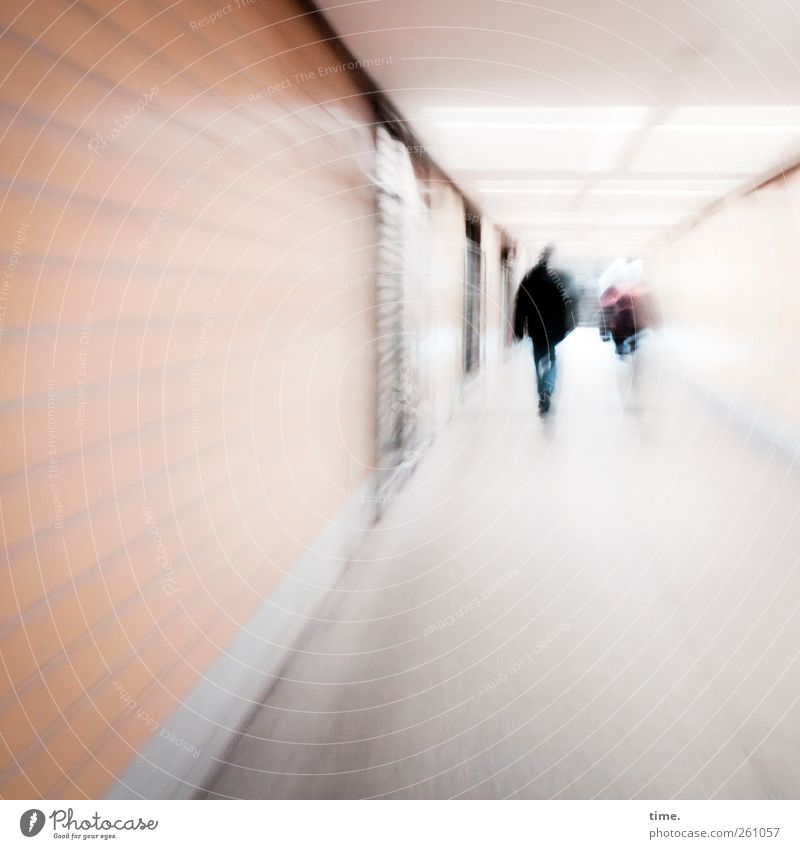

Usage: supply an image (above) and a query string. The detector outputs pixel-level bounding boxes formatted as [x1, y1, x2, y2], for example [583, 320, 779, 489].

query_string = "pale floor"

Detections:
[207, 329, 800, 799]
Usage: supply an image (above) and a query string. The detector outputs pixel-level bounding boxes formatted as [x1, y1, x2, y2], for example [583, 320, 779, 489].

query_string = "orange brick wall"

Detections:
[0, 0, 378, 798]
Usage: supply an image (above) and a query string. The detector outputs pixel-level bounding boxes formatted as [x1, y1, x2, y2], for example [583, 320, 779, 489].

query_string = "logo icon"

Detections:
[19, 809, 46, 837]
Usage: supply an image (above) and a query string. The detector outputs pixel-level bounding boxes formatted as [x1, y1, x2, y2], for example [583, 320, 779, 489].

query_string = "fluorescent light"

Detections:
[478, 188, 582, 194]
[480, 187, 719, 196]
[431, 122, 642, 130]
[589, 188, 719, 196]
[650, 125, 800, 132]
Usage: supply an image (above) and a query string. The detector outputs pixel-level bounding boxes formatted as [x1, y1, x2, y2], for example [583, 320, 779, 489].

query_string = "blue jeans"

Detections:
[615, 328, 650, 357]
[534, 346, 557, 404]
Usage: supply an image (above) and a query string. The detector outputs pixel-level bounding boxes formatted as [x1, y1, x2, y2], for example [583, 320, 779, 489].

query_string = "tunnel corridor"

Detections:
[206, 332, 800, 799]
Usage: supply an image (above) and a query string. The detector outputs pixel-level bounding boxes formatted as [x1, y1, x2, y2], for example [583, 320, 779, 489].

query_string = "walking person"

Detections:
[513, 245, 575, 416]
[598, 278, 658, 412]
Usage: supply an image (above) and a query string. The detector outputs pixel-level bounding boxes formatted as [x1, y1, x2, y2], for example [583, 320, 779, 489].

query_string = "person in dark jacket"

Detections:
[513, 244, 574, 415]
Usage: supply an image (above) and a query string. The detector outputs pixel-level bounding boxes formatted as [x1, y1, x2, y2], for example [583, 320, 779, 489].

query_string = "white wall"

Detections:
[646, 170, 800, 430]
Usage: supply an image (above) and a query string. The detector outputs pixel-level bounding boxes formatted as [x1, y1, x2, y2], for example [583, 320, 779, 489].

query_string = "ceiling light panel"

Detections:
[417, 106, 652, 173]
[630, 107, 800, 174]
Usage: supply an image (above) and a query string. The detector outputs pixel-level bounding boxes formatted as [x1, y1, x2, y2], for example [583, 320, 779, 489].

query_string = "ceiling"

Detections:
[315, 0, 800, 266]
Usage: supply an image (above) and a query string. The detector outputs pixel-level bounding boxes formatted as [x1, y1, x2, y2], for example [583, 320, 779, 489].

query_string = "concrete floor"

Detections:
[207, 329, 800, 799]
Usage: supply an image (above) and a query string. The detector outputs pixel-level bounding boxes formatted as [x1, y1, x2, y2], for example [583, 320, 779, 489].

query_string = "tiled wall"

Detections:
[0, 0, 378, 797]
